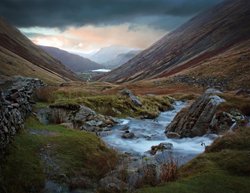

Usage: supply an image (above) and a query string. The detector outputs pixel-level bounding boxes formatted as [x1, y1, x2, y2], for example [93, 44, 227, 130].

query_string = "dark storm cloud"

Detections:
[0, 0, 222, 28]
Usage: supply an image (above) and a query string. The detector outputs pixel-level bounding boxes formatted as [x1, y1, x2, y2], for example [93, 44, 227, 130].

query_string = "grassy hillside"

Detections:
[0, 18, 78, 83]
[0, 46, 67, 84]
[179, 39, 250, 90]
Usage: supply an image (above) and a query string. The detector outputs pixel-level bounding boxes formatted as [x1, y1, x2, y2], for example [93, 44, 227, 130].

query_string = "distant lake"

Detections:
[92, 69, 111, 73]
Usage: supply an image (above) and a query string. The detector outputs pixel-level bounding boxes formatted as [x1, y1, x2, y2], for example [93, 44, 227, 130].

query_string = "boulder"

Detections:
[73, 105, 96, 126]
[121, 125, 129, 131]
[166, 89, 226, 137]
[122, 131, 135, 139]
[150, 143, 173, 155]
[210, 109, 246, 134]
[121, 89, 142, 107]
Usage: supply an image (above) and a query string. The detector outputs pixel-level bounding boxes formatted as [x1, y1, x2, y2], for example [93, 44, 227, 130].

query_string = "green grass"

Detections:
[0, 117, 117, 193]
[53, 94, 173, 118]
[34, 102, 49, 109]
[0, 129, 45, 193]
[139, 171, 250, 193]
[137, 127, 250, 193]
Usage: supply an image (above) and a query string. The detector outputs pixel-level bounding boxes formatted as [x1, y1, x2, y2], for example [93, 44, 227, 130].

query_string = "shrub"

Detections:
[34, 86, 57, 103]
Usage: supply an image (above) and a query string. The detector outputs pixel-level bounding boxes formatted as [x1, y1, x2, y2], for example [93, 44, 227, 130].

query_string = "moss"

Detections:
[53, 94, 173, 118]
[0, 117, 118, 193]
[0, 130, 45, 193]
[34, 102, 49, 109]
[138, 171, 250, 193]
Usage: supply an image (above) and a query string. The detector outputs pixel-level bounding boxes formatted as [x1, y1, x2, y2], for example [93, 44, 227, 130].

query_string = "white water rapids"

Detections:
[101, 101, 217, 163]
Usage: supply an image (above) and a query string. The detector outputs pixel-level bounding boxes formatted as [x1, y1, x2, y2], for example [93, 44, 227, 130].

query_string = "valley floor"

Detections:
[0, 81, 250, 193]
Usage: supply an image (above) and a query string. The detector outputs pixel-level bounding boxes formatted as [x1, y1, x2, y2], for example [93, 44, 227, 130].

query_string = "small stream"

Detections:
[101, 101, 217, 164]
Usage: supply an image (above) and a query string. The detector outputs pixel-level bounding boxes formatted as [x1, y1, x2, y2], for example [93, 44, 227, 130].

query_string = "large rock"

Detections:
[72, 105, 96, 127]
[166, 89, 226, 137]
[210, 109, 246, 133]
[121, 89, 142, 107]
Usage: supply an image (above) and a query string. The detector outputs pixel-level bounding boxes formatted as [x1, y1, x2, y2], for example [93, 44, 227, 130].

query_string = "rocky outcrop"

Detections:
[0, 77, 45, 157]
[37, 103, 117, 134]
[210, 109, 246, 133]
[165, 89, 247, 138]
[121, 89, 142, 107]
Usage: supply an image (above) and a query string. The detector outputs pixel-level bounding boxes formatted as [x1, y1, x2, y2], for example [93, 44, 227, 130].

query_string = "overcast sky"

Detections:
[0, 0, 222, 53]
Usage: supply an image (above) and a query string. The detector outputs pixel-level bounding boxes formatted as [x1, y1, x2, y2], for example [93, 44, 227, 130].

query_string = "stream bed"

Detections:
[101, 101, 218, 164]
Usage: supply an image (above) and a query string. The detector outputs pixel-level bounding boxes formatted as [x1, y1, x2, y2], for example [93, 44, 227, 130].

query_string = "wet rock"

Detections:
[122, 131, 135, 139]
[121, 125, 129, 131]
[166, 89, 226, 137]
[166, 132, 181, 139]
[150, 143, 173, 155]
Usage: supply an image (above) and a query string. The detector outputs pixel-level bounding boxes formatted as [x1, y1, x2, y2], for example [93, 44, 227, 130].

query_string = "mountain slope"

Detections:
[100, 0, 250, 85]
[103, 50, 141, 69]
[40, 46, 103, 73]
[0, 18, 78, 83]
[89, 45, 137, 65]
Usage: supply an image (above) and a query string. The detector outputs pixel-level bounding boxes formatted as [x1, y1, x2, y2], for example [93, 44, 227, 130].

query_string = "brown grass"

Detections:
[219, 93, 250, 115]
[160, 156, 178, 182]
[34, 86, 58, 103]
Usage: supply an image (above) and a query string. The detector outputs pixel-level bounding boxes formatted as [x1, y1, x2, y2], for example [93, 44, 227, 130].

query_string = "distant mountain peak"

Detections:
[40, 46, 103, 73]
[89, 45, 140, 64]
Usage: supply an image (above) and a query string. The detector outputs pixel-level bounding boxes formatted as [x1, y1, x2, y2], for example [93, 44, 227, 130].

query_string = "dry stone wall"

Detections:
[0, 77, 45, 157]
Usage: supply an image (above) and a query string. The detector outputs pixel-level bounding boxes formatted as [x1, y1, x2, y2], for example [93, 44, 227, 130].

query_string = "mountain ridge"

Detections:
[40, 46, 103, 73]
[99, 0, 250, 87]
[0, 18, 78, 84]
